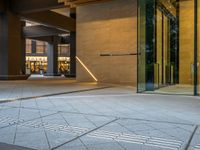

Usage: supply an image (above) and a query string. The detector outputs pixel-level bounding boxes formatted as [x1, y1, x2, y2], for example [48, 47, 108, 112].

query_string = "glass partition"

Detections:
[138, 0, 197, 95]
[198, 0, 200, 95]
[137, 0, 147, 92]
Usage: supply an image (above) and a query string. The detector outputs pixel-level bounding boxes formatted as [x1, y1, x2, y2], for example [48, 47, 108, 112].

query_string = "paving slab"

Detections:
[0, 77, 200, 149]
[0, 142, 35, 150]
[188, 126, 200, 150]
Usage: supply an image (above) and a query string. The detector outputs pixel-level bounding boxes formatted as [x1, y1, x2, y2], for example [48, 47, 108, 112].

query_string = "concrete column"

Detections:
[0, 9, 27, 80]
[21, 21, 26, 75]
[70, 32, 76, 77]
[31, 40, 37, 54]
[69, 9, 76, 77]
[46, 37, 59, 76]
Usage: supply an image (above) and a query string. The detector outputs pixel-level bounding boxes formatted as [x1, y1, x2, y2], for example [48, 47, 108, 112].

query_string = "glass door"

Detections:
[138, 0, 196, 95]
[155, 7, 179, 89]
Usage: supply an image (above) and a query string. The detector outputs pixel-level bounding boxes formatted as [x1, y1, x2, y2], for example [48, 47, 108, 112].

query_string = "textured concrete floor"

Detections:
[0, 76, 200, 150]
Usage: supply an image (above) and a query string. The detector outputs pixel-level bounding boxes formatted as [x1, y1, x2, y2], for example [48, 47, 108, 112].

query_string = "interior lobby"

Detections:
[0, 0, 200, 150]
[137, 0, 200, 96]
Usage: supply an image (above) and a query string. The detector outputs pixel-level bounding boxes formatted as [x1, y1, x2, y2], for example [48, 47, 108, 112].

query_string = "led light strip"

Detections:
[76, 56, 98, 82]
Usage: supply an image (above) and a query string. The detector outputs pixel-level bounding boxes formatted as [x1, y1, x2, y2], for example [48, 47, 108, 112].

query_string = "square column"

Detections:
[0, 10, 27, 80]
[69, 9, 76, 77]
[70, 32, 76, 77]
[46, 37, 59, 76]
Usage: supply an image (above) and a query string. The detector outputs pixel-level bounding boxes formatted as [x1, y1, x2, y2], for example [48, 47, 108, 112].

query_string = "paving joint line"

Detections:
[48, 94, 136, 99]
[13, 99, 22, 144]
[1, 105, 197, 127]
[118, 117, 196, 126]
[0, 113, 198, 149]
[35, 99, 51, 150]
[78, 138, 90, 150]
[183, 125, 198, 150]
[1, 105, 117, 118]
[51, 117, 120, 150]
[0, 86, 113, 104]
[114, 140, 127, 150]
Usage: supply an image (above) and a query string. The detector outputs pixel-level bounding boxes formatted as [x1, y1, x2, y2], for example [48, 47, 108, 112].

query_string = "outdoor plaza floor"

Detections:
[0, 76, 200, 150]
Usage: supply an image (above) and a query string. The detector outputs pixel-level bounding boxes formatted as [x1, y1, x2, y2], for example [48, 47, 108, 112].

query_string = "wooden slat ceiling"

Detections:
[58, 0, 113, 7]
[58, 0, 192, 8]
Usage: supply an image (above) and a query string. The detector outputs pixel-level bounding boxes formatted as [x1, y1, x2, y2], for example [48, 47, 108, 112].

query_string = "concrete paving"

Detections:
[0, 76, 200, 150]
[0, 75, 111, 102]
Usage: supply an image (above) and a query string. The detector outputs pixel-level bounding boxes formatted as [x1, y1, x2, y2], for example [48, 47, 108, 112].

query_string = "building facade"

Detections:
[25, 39, 70, 75]
[0, 0, 199, 96]
[75, 0, 200, 96]
[137, 0, 199, 95]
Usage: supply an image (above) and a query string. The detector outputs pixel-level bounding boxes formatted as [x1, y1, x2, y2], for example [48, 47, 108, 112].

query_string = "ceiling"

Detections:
[51, 7, 70, 17]
[58, 0, 113, 7]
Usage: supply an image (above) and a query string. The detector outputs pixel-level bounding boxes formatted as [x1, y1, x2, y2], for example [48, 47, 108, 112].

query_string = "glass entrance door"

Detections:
[137, 0, 196, 95]
[155, 7, 179, 89]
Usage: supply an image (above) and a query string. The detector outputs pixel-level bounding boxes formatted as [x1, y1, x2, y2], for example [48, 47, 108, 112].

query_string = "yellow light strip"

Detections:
[76, 56, 98, 82]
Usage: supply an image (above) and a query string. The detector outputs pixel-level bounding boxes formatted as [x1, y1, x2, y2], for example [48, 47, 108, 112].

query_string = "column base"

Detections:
[64, 74, 76, 78]
[0, 75, 30, 80]
[44, 73, 61, 76]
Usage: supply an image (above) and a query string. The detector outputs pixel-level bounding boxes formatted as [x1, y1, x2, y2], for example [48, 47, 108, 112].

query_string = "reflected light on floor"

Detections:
[76, 56, 98, 82]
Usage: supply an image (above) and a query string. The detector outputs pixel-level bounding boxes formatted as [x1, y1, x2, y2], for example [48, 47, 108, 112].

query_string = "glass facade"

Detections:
[25, 40, 70, 75]
[137, 0, 198, 95]
[36, 41, 47, 54]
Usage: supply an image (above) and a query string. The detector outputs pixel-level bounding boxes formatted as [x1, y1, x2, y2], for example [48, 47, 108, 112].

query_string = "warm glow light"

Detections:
[76, 56, 98, 82]
[58, 0, 112, 7]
